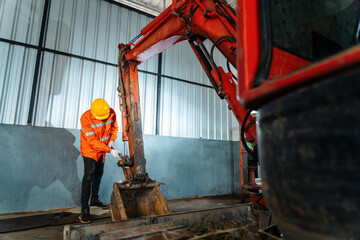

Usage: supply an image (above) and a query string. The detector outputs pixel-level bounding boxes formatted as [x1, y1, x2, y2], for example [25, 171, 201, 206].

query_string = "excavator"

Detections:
[111, 0, 360, 239]
[110, 0, 257, 221]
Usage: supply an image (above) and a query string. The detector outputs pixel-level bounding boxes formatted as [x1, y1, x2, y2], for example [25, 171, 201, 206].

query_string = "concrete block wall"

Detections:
[0, 124, 241, 213]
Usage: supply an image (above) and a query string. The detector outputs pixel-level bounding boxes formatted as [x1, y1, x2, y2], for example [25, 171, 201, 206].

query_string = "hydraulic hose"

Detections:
[210, 36, 236, 98]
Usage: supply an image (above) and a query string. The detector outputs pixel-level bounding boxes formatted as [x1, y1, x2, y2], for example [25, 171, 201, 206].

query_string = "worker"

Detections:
[79, 98, 122, 224]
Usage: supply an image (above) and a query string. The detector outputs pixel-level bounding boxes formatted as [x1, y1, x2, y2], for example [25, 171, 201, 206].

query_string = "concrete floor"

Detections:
[167, 195, 243, 212]
[0, 195, 268, 240]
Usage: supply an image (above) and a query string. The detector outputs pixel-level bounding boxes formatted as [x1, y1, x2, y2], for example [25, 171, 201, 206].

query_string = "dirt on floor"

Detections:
[190, 220, 281, 240]
[189, 220, 280, 240]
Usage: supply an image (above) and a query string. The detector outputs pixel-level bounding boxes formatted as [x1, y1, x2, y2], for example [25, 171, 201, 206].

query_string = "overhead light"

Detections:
[114, 0, 162, 16]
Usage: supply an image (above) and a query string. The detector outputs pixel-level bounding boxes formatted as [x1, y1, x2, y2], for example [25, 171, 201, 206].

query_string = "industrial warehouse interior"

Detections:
[0, 0, 359, 239]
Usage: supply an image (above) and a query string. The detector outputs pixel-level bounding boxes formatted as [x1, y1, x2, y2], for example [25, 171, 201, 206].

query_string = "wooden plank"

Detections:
[0, 210, 110, 233]
[0, 212, 77, 233]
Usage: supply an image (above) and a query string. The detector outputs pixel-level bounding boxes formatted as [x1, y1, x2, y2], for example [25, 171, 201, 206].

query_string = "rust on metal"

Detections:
[115, 54, 170, 221]
[121, 60, 146, 180]
[111, 180, 170, 221]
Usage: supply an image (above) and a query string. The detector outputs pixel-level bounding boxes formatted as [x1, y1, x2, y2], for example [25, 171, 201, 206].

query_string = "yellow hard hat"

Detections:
[90, 98, 110, 120]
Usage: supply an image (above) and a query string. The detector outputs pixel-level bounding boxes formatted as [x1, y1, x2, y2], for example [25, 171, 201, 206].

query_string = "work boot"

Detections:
[90, 198, 106, 208]
[79, 208, 91, 224]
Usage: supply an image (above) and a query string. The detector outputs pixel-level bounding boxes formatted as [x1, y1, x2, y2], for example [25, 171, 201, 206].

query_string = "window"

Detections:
[271, 0, 360, 61]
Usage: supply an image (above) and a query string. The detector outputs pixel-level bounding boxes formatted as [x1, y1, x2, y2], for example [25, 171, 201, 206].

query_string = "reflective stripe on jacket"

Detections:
[80, 108, 118, 162]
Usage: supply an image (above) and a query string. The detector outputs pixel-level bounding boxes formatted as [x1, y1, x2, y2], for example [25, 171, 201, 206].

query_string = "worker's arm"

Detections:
[81, 116, 112, 153]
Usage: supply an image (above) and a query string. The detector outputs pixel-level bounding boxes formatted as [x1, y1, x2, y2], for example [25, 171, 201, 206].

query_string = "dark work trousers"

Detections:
[81, 155, 104, 210]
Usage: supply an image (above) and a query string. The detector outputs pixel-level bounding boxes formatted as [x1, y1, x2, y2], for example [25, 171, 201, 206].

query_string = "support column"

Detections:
[27, 0, 51, 125]
[155, 53, 162, 135]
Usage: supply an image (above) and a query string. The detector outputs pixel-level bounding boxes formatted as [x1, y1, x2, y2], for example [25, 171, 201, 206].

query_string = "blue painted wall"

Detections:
[0, 124, 239, 213]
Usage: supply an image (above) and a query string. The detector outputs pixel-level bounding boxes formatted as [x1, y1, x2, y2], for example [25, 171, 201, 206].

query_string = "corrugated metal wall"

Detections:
[33, 52, 158, 133]
[0, 0, 44, 125]
[160, 40, 236, 140]
[159, 77, 232, 139]
[44, 0, 156, 67]
[0, 0, 44, 45]
[0, 0, 237, 140]
[34, 0, 157, 134]
[118, 0, 236, 15]
[0, 43, 37, 124]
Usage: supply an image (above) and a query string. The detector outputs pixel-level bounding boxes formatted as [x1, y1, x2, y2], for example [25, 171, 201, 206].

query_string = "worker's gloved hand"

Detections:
[110, 149, 122, 158]
[108, 141, 115, 149]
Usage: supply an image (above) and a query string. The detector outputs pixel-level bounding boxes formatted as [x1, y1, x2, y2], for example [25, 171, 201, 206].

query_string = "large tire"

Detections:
[258, 67, 360, 239]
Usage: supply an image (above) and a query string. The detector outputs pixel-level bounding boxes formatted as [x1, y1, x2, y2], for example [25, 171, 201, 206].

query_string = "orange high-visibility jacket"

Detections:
[80, 108, 118, 162]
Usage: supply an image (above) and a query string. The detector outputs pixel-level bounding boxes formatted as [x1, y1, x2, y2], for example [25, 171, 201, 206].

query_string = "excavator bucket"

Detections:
[110, 181, 170, 221]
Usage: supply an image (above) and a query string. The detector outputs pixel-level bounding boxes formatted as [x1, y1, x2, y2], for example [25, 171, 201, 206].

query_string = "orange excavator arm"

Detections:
[118, 1, 256, 183]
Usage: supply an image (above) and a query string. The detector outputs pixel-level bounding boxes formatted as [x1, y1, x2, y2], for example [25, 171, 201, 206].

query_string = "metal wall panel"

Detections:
[134, 0, 170, 12]
[34, 52, 157, 135]
[32, 0, 158, 134]
[162, 40, 234, 85]
[120, 0, 236, 14]
[0, 0, 237, 140]
[0, 0, 45, 45]
[159, 77, 234, 140]
[138, 71, 157, 135]
[162, 41, 207, 85]
[0, 42, 37, 124]
[45, 0, 156, 68]
[161, 40, 237, 140]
